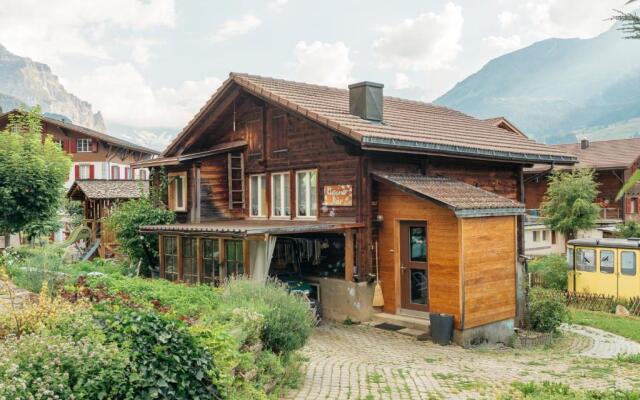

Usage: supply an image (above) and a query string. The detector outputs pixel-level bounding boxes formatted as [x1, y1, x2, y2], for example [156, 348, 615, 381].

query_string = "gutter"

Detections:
[454, 208, 525, 218]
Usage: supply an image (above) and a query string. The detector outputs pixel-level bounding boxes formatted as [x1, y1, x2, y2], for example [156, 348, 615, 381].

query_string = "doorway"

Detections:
[400, 221, 429, 311]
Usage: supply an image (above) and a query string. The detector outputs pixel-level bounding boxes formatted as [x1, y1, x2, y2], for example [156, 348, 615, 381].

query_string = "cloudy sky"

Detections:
[0, 0, 630, 148]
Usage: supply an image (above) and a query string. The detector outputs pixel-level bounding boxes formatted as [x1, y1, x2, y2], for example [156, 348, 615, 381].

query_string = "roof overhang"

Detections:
[133, 140, 247, 168]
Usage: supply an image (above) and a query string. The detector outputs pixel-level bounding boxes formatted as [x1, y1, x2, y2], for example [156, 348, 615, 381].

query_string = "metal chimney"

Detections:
[348, 81, 384, 122]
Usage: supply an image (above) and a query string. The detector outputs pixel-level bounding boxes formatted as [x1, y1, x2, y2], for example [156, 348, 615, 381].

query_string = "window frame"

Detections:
[295, 169, 318, 219]
[168, 171, 188, 212]
[163, 236, 178, 282]
[225, 240, 244, 277]
[77, 138, 92, 152]
[621, 251, 637, 276]
[139, 169, 147, 180]
[111, 165, 120, 180]
[78, 164, 91, 180]
[202, 239, 221, 285]
[599, 250, 615, 274]
[576, 248, 596, 272]
[54, 139, 64, 150]
[270, 172, 291, 219]
[249, 174, 267, 218]
[182, 237, 198, 283]
[567, 248, 574, 270]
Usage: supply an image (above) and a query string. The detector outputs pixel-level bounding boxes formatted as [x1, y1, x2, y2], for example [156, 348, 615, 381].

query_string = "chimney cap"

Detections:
[348, 81, 384, 89]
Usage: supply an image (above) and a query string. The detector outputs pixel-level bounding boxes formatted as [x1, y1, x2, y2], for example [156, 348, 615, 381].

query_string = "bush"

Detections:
[0, 333, 134, 400]
[94, 307, 219, 399]
[1, 245, 67, 294]
[528, 255, 568, 290]
[528, 288, 568, 333]
[218, 278, 314, 355]
[616, 220, 640, 238]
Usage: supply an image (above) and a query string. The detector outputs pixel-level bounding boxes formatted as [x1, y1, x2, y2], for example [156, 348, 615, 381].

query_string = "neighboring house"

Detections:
[0, 110, 159, 187]
[135, 73, 575, 345]
[67, 180, 149, 258]
[524, 137, 640, 256]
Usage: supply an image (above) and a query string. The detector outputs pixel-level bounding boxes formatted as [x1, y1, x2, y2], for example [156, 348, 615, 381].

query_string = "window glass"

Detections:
[567, 248, 574, 270]
[225, 240, 244, 277]
[202, 239, 220, 285]
[533, 231, 539, 242]
[409, 226, 427, 262]
[77, 138, 91, 152]
[271, 172, 290, 217]
[576, 248, 596, 272]
[111, 166, 120, 180]
[600, 250, 614, 274]
[250, 175, 266, 217]
[78, 165, 90, 180]
[621, 251, 636, 276]
[182, 238, 197, 283]
[176, 175, 184, 209]
[296, 170, 317, 217]
[163, 237, 178, 281]
[54, 139, 64, 149]
[542, 231, 548, 241]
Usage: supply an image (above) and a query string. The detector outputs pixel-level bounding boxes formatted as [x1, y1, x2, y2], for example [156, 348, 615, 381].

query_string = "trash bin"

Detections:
[430, 313, 453, 346]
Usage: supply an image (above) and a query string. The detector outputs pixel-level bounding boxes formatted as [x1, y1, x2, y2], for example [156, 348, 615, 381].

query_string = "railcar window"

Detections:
[576, 248, 596, 272]
[567, 248, 574, 270]
[600, 250, 614, 274]
[621, 251, 636, 276]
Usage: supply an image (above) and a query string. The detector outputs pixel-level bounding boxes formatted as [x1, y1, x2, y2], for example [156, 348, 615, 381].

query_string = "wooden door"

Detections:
[400, 221, 429, 311]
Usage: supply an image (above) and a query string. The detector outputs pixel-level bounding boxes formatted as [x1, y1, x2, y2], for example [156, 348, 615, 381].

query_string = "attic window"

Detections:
[169, 172, 188, 212]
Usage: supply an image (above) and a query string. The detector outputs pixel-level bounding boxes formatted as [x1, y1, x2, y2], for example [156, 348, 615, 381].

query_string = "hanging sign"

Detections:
[323, 185, 353, 207]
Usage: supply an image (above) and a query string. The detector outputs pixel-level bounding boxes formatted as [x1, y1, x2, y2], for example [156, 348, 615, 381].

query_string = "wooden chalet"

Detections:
[137, 73, 576, 345]
[68, 180, 149, 258]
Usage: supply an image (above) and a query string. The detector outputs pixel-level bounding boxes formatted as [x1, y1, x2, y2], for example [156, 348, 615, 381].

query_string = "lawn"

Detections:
[570, 309, 640, 343]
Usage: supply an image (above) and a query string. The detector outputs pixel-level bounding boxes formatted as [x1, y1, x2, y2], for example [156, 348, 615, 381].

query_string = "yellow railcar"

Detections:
[567, 238, 640, 298]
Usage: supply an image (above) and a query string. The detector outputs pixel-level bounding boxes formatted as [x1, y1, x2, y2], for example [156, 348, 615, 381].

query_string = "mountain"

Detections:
[0, 44, 105, 131]
[435, 24, 640, 144]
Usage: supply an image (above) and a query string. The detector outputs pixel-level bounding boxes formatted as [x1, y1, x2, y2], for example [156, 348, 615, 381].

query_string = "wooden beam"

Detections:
[219, 238, 226, 279]
[159, 235, 165, 279]
[243, 239, 250, 277]
[177, 236, 184, 281]
[345, 229, 354, 281]
[196, 237, 203, 283]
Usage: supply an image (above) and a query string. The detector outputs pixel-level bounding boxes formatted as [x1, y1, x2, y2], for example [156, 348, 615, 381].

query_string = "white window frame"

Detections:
[169, 172, 188, 212]
[111, 165, 120, 180]
[78, 164, 91, 180]
[249, 174, 267, 218]
[139, 169, 147, 180]
[296, 169, 318, 219]
[54, 139, 64, 150]
[77, 138, 92, 152]
[271, 172, 290, 219]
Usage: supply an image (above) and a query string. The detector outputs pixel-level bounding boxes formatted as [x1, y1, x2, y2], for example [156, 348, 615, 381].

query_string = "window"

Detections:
[202, 239, 220, 284]
[182, 238, 197, 283]
[409, 226, 427, 262]
[249, 174, 267, 217]
[139, 170, 147, 180]
[542, 230, 548, 241]
[600, 250, 614, 274]
[532, 231, 539, 242]
[630, 198, 639, 214]
[271, 111, 288, 152]
[567, 248, 574, 270]
[621, 251, 636, 276]
[77, 138, 92, 152]
[576, 248, 596, 272]
[78, 164, 91, 180]
[124, 167, 132, 179]
[271, 172, 290, 218]
[54, 139, 64, 150]
[551, 231, 557, 245]
[111, 166, 120, 180]
[296, 170, 317, 218]
[168, 172, 187, 212]
[163, 236, 178, 281]
[225, 240, 244, 277]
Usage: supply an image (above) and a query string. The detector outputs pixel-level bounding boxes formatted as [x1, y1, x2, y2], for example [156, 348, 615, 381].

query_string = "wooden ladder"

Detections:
[228, 152, 244, 210]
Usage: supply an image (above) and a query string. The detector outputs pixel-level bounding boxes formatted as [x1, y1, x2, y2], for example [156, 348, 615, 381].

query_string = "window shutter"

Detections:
[69, 139, 77, 153]
[89, 165, 95, 180]
[627, 198, 633, 214]
[168, 179, 176, 210]
[62, 139, 69, 152]
[91, 140, 98, 152]
[74, 165, 80, 179]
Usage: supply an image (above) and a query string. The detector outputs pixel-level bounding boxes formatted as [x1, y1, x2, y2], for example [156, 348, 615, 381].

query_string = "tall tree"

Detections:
[613, 0, 640, 39]
[541, 169, 600, 242]
[0, 107, 72, 242]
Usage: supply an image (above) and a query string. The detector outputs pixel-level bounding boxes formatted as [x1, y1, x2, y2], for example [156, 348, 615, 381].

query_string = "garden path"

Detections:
[561, 323, 640, 358]
[284, 323, 640, 400]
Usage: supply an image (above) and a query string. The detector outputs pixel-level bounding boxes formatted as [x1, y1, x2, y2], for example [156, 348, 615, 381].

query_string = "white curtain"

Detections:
[250, 235, 277, 282]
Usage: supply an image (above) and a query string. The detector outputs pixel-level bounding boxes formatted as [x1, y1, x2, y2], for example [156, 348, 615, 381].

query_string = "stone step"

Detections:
[371, 312, 430, 332]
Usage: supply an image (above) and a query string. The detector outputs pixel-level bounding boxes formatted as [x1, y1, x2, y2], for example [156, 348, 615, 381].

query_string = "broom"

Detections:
[373, 241, 384, 307]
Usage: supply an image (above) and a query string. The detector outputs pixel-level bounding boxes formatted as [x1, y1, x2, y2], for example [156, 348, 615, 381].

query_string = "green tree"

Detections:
[0, 107, 72, 242]
[613, 0, 640, 39]
[106, 196, 175, 276]
[616, 220, 640, 238]
[541, 169, 600, 242]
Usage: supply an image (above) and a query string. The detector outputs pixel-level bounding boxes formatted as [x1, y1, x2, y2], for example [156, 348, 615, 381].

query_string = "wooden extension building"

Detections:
[137, 73, 576, 345]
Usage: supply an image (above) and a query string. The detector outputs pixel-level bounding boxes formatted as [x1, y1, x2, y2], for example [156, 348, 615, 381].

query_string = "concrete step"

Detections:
[371, 312, 430, 332]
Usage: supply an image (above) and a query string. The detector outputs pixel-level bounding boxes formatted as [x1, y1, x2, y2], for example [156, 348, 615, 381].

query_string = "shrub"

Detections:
[528, 288, 568, 333]
[0, 333, 134, 400]
[94, 307, 219, 399]
[528, 255, 568, 290]
[616, 220, 640, 238]
[2, 245, 67, 294]
[218, 278, 314, 355]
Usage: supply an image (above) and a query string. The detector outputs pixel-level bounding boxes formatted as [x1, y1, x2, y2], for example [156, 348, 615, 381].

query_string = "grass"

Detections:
[503, 381, 640, 399]
[570, 309, 640, 343]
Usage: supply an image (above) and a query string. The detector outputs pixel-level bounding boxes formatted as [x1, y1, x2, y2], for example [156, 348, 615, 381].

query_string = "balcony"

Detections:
[527, 207, 622, 224]
[599, 207, 621, 221]
[525, 209, 542, 224]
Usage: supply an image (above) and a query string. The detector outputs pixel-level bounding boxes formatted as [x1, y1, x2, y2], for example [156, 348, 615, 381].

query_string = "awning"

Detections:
[68, 180, 149, 200]
[140, 218, 362, 238]
[372, 171, 525, 218]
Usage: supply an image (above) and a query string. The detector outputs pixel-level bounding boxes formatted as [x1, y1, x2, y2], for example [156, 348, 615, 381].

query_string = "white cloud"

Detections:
[129, 38, 160, 67]
[63, 63, 222, 128]
[498, 11, 518, 29]
[394, 73, 412, 90]
[268, 0, 288, 10]
[0, 0, 175, 67]
[292, 41, 354, 88]
[373, 2, 464, 71]
[483, 35, 522, 52]
[211, 15, 262, 42]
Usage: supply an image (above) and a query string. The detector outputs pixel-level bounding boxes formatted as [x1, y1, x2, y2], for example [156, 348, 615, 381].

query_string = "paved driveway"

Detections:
[284, 323, 640, 400]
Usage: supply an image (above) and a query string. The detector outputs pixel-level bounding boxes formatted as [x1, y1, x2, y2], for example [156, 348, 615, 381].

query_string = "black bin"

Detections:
[430, 313, 453, 346]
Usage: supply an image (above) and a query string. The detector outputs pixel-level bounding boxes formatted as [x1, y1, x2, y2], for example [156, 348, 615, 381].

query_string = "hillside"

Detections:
[435, 24, 640, 143]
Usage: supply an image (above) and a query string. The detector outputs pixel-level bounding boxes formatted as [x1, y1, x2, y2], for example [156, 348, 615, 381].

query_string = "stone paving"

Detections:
[561, 323, 640, 358]
[284, 323, 640, 400]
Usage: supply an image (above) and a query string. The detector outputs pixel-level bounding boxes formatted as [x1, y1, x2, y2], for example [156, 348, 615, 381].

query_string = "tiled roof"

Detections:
[525, 137, 640, 173]
[140, 218, 362, 236]
[163, 73, 576, 165]
[372, 172, 524, 217]
[68, 180, 149, 200]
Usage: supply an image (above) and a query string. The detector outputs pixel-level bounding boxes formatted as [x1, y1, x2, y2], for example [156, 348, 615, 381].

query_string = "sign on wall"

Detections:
[323, 185, 353, 207]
